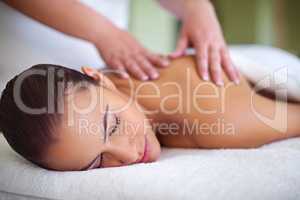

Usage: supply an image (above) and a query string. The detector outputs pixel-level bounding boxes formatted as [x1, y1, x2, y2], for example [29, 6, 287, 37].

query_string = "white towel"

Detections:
[0, 134, 300, 200]
[230, 45, 300, 102]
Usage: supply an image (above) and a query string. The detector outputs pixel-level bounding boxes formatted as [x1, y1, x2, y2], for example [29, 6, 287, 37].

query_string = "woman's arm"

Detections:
[157, 0, 208, 19]
[4, 0, 169, 81]
[3, 0, 113, 44]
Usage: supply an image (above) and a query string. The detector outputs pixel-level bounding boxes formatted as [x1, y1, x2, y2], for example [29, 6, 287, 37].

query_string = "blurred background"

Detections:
[0, 0, 299, 90]
[130, 0, 300, 56]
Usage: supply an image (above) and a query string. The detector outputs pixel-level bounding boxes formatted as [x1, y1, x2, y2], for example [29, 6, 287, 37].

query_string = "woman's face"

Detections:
[44, 69, 161, 171]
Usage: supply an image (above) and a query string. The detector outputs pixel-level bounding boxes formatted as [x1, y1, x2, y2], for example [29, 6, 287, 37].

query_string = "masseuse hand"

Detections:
[169, 0, 240, 86]
[95, 26, 170, 81]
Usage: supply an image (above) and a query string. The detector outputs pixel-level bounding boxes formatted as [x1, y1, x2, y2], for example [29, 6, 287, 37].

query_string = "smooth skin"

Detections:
[108, 56, 300, 148]
[4, 0, 239, 84]
[44, 56, 300, 171]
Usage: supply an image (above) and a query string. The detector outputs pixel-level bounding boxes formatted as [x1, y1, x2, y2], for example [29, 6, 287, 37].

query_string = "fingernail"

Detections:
[163, 60, 170, 66]
[202, 73, 209, 81]
[216, 80, 224, 86]
[151, 72, 159, 79]
[121, 72, 129, 79]
[141, 75, 149, 81]
[234, 79, 240, 85]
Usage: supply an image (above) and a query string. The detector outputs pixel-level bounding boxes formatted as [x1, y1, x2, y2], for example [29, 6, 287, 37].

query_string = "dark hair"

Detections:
[0, 64, 97, 168]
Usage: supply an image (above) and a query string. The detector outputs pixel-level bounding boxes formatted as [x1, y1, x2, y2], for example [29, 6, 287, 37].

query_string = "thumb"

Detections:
[170, 34, 188, 58]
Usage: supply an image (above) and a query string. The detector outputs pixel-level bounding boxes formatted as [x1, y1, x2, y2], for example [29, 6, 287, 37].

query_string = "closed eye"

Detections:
[84, 106, 121, 170]
[108, 114, 120, 136]
[82, 104, 110, 171]
[83, 155, 100, 170]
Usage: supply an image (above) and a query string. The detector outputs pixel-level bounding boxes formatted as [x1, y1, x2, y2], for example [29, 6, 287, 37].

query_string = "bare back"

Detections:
[107, 56, 300, 149]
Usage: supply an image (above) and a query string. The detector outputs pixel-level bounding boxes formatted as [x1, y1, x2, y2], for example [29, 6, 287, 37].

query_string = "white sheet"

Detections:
[1, 45, 300, 200]
[1, 134, 300, 200]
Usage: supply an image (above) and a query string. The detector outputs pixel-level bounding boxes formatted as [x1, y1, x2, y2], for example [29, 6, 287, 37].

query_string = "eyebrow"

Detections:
[80, 104, 109, 171]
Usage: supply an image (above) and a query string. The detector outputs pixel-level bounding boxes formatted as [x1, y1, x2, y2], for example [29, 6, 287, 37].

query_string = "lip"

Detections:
[137, 137, 150, 163]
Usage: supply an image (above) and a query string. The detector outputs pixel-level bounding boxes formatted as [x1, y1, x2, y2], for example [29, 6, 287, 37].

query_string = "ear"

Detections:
[81, 66, 117, 91]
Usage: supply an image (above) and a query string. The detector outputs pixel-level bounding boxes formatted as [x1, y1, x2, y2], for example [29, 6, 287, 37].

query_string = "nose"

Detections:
[103, 141, 141, 167]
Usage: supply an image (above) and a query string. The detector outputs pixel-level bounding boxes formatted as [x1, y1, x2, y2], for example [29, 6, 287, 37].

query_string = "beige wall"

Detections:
[129, 0, 177, 54]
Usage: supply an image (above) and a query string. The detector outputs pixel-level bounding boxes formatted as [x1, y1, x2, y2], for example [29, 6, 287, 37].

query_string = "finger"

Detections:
[221, 48, 240, 85]
[109, 59, 129, 79]
[146, 52, 170, 68]
[170, 35, 188, 58]
[235, 67, 241, 80]
[209, 46, 223, 86]
[124, 59, 148, 81]
[195, 42, 209, 81]
[136, 55, 159, 80]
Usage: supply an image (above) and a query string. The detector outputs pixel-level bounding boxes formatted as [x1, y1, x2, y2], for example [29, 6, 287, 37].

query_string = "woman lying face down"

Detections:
[1, 56, 300, 171]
